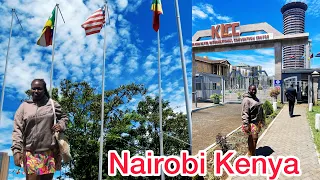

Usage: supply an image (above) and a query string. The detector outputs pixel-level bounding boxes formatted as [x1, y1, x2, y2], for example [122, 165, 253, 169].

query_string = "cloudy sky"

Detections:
[192, 0, 320, 77]
[0, 0, 191, 179]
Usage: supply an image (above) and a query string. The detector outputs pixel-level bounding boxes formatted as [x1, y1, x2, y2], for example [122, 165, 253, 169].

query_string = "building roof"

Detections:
[195, 56, 231, 65]
[281, 2, 308, 14]
[282, 68, 320, 74]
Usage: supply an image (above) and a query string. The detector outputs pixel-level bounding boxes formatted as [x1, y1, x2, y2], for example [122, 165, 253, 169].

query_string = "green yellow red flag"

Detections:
[151, 0, 163, 32]
[37, 7, 56, 46]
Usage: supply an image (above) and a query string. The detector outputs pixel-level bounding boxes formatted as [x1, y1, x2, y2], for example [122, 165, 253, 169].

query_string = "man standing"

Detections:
[285, 83, 297, 117]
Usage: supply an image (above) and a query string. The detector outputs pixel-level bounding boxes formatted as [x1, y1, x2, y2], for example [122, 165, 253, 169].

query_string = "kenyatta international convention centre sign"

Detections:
[192, 22, 274, 47]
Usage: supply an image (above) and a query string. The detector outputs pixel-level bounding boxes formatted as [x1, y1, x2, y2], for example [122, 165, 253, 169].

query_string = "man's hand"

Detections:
[52, 124, 62, 132]
[14, 153, 22, 167]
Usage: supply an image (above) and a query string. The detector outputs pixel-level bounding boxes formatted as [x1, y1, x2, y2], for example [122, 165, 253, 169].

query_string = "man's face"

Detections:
[31, 80, 45, 101]
[249, 86, 257, 96]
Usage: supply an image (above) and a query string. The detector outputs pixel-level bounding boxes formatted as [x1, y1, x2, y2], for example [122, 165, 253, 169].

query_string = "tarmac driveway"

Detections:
[192, 104, 242, 154]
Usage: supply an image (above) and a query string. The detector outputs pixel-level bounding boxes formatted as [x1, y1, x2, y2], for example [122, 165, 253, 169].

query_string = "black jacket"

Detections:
[285, 87, 297, 102]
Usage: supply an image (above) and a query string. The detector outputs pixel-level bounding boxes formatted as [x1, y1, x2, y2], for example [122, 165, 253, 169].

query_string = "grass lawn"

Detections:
[307, 105, 320, 153]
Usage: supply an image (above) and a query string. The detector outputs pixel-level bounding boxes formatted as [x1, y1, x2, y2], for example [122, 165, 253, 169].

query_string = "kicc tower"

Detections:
[281, 1, 308, 69]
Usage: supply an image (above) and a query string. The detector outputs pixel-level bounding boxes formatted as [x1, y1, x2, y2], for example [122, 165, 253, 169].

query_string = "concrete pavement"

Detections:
[232, 104, 320, 180]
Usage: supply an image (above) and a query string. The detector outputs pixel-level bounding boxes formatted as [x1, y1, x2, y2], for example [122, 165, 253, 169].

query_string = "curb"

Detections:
[192, 103, 224, 113]
[192, 101, 241, 113]
[308, 125, 320, 165]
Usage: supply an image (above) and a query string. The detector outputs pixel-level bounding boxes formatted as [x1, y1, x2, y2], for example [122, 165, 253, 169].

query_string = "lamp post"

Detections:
[309, 71, 320, 111]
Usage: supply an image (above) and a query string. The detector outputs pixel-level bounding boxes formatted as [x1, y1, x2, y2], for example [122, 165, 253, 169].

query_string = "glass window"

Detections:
[196, 83, 201, 90]
[213, 83, 217, 90]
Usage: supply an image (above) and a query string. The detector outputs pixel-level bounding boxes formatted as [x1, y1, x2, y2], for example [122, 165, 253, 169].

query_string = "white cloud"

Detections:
[192, 3, 233, 23]
[0, 111, 14, 129]
[192, 6, 208, 20]
[255, 49, 274, 56]
[117, 0, 128, 11]
[163, 33, 176, 41]
[0, 0, 144, 97]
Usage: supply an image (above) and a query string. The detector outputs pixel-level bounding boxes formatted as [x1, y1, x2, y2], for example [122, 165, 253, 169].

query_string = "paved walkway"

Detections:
[232, 104, 320, 180]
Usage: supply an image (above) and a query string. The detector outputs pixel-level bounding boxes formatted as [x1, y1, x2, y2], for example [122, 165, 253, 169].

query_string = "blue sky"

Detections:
[192, 0, 320, 76]
[0, 0, 191, 179]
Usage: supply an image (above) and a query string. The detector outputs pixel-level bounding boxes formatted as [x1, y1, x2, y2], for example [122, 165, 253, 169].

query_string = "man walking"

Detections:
[285, 83, 297, 118]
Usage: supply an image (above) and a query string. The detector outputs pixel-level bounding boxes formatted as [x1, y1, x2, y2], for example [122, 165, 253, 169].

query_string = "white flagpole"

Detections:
[98, 3, 108, 180]
[174, 0, 192, 154]
[157, 30, 165, 180]
[0, 9, 14, 124]
[49, 4, 58, 97]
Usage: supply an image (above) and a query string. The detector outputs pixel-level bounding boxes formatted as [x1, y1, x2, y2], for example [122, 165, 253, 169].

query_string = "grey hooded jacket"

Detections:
[241, 93, 265, 127]
[11, 96, 68, 155]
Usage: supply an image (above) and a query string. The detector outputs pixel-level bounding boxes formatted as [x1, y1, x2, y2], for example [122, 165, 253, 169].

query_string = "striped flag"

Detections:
[37, 7, 56, 47]
[309, 53, 313, 60]
[151, 0, 163, 32]
[81, 7, 106, 36]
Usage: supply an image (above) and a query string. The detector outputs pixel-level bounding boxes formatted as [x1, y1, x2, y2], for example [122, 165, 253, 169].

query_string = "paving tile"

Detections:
[232, 104, 320, 180]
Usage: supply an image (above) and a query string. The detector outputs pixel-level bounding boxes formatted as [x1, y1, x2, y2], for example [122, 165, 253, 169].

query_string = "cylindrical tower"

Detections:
[281, 2, 308, 69]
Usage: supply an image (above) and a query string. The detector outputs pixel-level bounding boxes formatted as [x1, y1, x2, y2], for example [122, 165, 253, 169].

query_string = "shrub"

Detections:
[269, 88, 280, 100]
[263, 100, 273, 116]
[210, 93, 220, 100]
[216, 133, 230, 154]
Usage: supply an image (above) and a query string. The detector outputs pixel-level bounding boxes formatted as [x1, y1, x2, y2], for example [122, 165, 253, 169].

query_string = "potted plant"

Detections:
[269, 88, 280, 111]
[237, 92, 242, 100]
[210, 93, 221, 104]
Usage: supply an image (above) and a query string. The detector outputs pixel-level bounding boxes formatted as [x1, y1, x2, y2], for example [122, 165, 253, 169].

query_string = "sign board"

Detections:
[192, 33, 274, 47]
[192, 21, 274, 47]
[274, 80, 282, 86]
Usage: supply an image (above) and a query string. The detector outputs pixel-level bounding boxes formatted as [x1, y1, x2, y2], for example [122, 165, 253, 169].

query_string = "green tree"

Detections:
[24, 79, 190, 179]
[127, 96, 190, 180]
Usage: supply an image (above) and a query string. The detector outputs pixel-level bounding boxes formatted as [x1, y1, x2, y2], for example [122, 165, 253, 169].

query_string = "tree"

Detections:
[127, 96, 190, 180]
[24, 79, 190, 179]
[46, 79, 146, 179]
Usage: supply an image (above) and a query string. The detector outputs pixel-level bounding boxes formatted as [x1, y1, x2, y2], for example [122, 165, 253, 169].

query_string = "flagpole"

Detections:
[98, 3, 107, 180]
[0, 9, 14, 124]
[157, 30, 165, 180]
[49, 4, 58, 97]
[174, 0, 192, 154]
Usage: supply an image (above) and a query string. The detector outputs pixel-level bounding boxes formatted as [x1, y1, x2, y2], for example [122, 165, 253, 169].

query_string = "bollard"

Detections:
[273, 102, 277, 111]
[309, 103, 313, 112]
[316, 114, 320, 131]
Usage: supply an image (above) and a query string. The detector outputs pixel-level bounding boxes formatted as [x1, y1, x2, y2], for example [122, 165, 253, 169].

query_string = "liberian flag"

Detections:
[151, 0, 163, 32]
[37, 7, 55, 47]
[81, 7, 105, 36]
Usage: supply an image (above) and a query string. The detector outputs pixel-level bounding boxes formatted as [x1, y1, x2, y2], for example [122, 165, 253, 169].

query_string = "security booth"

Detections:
[193, 72, 223, 102]
[282, 68, 320, 103]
